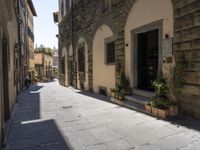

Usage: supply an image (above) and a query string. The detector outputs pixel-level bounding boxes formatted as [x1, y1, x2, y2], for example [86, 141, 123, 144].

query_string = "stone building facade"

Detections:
[57, 0, 200, 118]
[0, 0, 37, 147]
[26, 0, 37, 82]
[52, 48, 59, 78]
[0, 0, 20, 146]
[34, 50, 53, 81]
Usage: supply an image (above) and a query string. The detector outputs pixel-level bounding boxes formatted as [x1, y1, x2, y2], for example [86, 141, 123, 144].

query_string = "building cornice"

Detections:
[27, 0, 37, 16]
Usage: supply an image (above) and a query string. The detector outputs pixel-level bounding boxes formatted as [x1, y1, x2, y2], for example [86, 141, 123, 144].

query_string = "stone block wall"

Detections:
[58, 0, 200, 118]
[173, 0, 200, 118]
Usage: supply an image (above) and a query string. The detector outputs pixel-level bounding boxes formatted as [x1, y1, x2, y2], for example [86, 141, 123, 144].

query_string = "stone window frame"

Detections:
[131, 19, 163, 88]
[104, 36, 116, 65]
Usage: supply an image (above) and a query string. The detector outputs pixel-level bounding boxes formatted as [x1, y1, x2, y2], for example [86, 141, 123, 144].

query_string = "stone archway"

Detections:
[124, 0, 174, 89]
[76, 37, 89, 91]
[92, 24, 116, 95]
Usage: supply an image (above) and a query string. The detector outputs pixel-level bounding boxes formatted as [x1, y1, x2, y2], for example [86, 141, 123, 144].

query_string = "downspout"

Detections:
[71, 0, 77, 88]
[17, 0, 22, 93]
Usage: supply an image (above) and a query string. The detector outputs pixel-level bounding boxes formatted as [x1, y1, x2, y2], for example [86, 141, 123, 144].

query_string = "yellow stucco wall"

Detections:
[125, 0, 174, 88]
[93, 25, 115, 95]
[76, 37, 89, 91]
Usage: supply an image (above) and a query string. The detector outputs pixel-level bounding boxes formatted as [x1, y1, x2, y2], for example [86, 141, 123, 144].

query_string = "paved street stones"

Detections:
[5, 80, 200, 150]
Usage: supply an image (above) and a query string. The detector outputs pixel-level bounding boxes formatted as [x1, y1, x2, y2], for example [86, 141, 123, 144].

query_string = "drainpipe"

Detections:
[17, 0, 22, 93]
[71, 0, 77, 88]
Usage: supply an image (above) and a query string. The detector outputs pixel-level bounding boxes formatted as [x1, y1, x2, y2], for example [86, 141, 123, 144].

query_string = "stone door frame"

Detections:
[131, 19, 163, 88]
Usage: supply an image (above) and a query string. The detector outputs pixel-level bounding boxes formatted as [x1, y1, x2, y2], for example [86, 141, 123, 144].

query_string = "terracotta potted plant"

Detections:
[167, 66, 184, 116]
[117, 90, 125, 101]
[110, 88, 116, 98]
[156, 97, 170, 119]
[157, 108, 170, 119]
[145, 102, 152, 113]
[150, 72, 169, 118]
[150, 98, 159, 116]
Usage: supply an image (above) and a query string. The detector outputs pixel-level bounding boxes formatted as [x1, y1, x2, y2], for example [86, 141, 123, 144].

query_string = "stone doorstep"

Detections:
[125, 94, 150, 106]
[132, 89, 155, 98]
[110, 96, 150, 115]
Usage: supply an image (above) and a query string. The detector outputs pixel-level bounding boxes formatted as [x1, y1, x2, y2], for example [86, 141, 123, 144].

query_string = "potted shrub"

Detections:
[145, 102, 152, 113]
[150, 72, 170, 118]
[156, 97, 170, 119]
[116, 90, 125, 100]
[150, 98, 159, 116]
[119, 72, 131, 95]
[167, 67, 184, 116]
[110, 88, 116, 98]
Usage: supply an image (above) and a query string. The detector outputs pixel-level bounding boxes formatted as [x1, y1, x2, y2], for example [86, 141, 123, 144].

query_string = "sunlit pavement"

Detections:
[5, 80, 200, 150]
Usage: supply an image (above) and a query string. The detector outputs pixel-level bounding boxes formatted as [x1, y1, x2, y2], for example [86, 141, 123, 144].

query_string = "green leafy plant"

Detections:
[167, 66, 184, 105]
[110, 88, 116, 93]
[152, 72, 168, 97]
[150, 72, 170, 109]
[119, 72, 129, 89]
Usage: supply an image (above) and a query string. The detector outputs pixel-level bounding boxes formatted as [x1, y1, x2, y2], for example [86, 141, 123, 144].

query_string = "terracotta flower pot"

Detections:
[111, 92, 116, 98]
[169, 105, 178, 116]
[145, 104, 152, 113]
[151, 107, 158, 116]
[158, 108, 170, 119]
[118, 96, 123, 100]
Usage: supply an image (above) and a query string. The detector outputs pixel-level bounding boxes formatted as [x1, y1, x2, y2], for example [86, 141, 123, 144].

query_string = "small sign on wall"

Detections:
[162, 38, 173, 63]
[162, 38, 173, 57]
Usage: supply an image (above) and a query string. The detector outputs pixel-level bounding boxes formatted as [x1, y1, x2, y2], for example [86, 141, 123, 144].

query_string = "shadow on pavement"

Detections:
[5, 84, 73, 150]
[76, 91, 111, 102]
[76, 91, 200, 132]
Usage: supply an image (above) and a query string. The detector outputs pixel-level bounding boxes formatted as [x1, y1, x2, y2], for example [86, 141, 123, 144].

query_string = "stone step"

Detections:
[125, 94, 150, 106]
[132, 89, 155, 98]
[111, 97, 146, 113]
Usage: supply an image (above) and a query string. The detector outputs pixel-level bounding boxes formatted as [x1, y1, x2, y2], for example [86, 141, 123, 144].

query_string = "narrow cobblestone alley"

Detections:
[5, 80, 200, 150]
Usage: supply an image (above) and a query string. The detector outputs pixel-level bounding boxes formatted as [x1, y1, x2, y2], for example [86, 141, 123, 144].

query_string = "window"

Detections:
[106, 41, 115, 64]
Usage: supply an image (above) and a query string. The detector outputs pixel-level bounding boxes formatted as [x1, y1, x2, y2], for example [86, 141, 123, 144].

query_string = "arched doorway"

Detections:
[125, 0, 174, 91]
[92, 24, 116, 95]
[76, 38, 89, 90]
